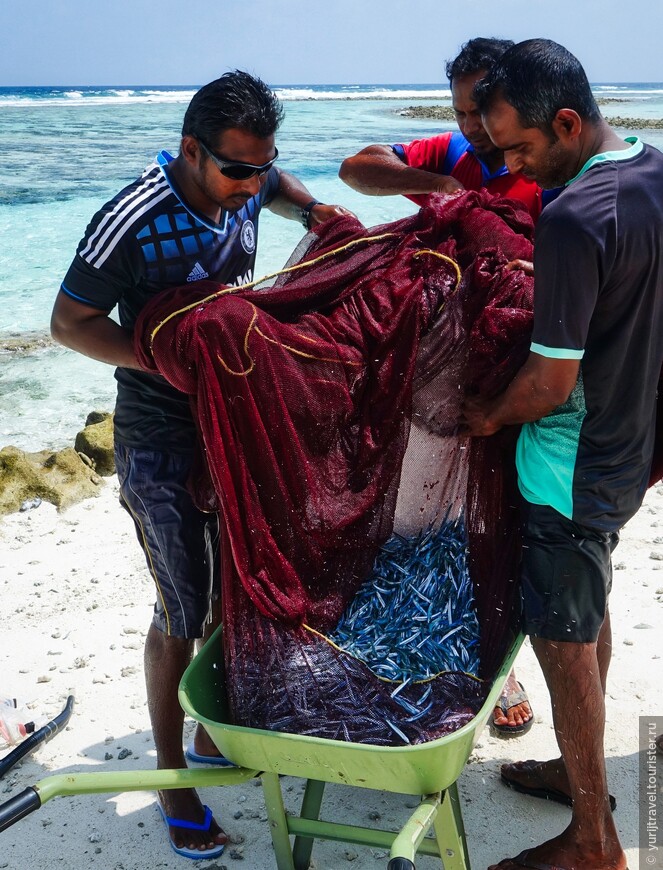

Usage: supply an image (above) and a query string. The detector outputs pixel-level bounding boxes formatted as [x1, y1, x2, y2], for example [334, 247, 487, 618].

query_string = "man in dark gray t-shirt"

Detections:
[465, 40, 663, 870]
[517, 135, 663, 533]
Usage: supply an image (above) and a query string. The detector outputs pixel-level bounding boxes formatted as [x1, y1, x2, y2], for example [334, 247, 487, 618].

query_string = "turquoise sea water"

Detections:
[2, 82, 663, 451]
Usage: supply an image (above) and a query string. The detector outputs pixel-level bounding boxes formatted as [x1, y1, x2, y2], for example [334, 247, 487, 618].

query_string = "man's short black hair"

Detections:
[445, 37, 515, 84]
[182, 70, 285, 143]
[473, 39, 602, 132]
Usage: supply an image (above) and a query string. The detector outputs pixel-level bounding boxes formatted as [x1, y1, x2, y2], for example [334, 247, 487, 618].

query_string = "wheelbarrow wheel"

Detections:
[387, 859, 416, 870]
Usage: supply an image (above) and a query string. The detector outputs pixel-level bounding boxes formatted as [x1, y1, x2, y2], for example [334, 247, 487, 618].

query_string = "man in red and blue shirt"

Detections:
[391, 127, 542, 220]
[339, 36, 543, 223]
[340, 37, 538, 737]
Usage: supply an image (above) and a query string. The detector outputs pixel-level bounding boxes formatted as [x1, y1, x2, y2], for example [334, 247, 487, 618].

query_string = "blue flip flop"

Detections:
[185, 743, 236, 766]
[158, 802, 226, 860]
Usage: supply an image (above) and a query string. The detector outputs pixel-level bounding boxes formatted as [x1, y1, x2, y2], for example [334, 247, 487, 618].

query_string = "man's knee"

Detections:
[146, 623, 194, 659]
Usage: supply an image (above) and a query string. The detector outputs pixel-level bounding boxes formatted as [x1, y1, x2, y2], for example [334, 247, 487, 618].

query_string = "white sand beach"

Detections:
[0, 477, 661, 870]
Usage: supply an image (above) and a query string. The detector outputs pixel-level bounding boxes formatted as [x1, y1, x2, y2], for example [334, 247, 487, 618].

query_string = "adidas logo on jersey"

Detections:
[187, 262, 209, 282]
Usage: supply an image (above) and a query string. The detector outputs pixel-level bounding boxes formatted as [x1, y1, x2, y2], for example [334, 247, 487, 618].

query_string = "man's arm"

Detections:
[51, 291, 142, 370]
[267, 169, 355, 228]
[339, 144, 464, 197]
[463, 352, 580, 437]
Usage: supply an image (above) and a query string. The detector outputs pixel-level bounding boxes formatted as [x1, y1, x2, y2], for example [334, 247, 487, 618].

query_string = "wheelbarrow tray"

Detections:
[179, 625, 522, 796]
[0, 628, 521, 869]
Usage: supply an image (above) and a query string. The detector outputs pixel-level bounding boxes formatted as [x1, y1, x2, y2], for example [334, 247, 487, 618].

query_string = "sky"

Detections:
[1, 0, 662, 86]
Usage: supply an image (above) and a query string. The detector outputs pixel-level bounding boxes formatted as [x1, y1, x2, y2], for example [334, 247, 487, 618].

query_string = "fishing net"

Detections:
[135, 190, 534, 746]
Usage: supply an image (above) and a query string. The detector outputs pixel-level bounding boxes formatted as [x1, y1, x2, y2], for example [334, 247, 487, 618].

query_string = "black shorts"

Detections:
[115, 444, 219, 639]
[520, 502, 619, 643]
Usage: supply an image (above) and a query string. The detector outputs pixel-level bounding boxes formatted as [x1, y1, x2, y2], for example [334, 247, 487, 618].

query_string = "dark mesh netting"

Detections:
[135, 191, 534, 746]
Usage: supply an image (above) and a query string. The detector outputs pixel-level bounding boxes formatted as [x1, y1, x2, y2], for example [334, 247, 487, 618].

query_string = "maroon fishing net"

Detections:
[135, 190, 535, 746]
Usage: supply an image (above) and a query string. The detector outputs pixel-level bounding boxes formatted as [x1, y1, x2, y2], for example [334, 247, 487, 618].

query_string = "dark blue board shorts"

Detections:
[520, 502, 619, 643]
[115, 444, 219, 639]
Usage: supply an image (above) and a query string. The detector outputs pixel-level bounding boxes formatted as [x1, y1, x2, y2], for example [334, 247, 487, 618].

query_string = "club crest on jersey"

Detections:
[240, 219, 256, 254]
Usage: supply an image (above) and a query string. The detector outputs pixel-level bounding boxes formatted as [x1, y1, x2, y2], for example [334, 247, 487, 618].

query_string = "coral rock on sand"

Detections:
[0, 410, 115, 516]
[0, 445, 102, 516]
[74, 412, 115, 477]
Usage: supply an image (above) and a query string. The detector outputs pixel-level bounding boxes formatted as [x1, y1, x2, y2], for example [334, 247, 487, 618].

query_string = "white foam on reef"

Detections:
[274, 87, 452, 101]
[2, 83, 662, 108]
[0, 89, 198, 107]
[0, 86, 453, 108]
[595, 84, 663, 95]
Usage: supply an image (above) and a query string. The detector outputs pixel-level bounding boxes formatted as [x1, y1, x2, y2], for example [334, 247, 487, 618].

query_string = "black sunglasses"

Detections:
[198, 138, 279, 181]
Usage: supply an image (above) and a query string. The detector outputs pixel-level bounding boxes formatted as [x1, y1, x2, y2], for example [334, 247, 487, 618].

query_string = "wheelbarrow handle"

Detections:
[0, 787, 41, 833]
[387, 860, 416, 870]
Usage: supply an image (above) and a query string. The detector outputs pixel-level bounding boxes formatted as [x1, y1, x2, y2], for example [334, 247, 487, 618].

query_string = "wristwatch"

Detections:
[301, 199, 321, 229]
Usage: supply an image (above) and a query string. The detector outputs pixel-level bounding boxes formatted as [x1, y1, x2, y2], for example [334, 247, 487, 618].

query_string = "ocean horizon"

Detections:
[2, 81, 663, 106]
[3, 81, 663, 452]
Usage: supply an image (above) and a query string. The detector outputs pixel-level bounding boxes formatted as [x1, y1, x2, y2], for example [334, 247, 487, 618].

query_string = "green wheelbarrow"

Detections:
[0, 627, 522, 870]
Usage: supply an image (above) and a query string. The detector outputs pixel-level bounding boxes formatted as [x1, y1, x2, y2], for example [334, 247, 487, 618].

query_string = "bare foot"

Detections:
[158, 787, 227, 855]
[193, 722, 222, 758]
[505, 259, 534, 276]
[487, 824, 627, 869]
[492, 671, 533, 733]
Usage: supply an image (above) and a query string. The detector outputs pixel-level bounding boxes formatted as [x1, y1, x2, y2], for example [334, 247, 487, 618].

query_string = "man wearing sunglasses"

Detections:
[51, 70, 351, 861]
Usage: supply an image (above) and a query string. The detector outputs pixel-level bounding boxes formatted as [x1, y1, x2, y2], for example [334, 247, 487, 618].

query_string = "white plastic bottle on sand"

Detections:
[0, 697, 40, 747]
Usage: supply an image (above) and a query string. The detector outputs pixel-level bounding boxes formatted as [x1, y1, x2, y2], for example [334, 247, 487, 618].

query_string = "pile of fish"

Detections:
[232, 518, 486, 745]
[332, 518, 481, 683]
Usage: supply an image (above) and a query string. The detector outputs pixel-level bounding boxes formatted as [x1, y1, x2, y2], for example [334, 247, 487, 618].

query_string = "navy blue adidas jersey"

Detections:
[61, 151, 279, 450]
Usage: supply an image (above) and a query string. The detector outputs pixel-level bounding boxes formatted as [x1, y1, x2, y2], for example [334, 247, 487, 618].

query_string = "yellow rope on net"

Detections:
[148, 231, 399, 351]
[147, 234, 462, 374]
[214, 306, 365, 377]
[215, 305, 258, 376]
[301, 623, 481, 685]
[413, 249, 462, 314]
[412, 249, 462, 290]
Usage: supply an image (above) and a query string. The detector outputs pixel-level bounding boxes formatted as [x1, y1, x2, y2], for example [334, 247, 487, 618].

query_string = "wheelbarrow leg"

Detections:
[389, 792, 441, 868]
[291, 779, 325, 870]
[261, 772, 296, 870]
[433, 781, 470, 870]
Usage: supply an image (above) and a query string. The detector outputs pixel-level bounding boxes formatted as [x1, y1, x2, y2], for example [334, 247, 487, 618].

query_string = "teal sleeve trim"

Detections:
[566, 136, 643, 186]
[530, 342, 584, 360]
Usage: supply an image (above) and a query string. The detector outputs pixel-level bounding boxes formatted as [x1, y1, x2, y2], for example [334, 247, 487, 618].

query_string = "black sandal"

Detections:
[490, 681, 534, 738]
